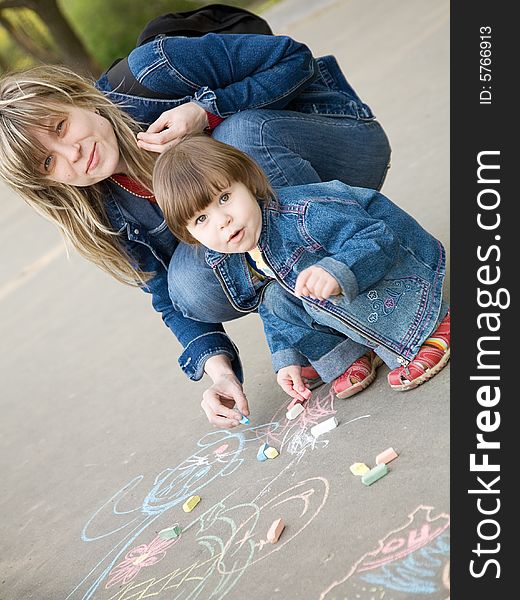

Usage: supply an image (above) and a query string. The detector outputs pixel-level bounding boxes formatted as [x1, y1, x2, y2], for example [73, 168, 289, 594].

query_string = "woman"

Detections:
[0, 33, 391, 428]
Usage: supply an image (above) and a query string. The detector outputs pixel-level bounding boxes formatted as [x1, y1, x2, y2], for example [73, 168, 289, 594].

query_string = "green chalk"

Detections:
[159, 525, 182, 540]
[361, 463, 388, 486]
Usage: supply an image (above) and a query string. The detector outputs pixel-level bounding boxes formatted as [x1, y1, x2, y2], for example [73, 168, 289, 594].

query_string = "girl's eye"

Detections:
[56, 119, 65, 135]
[195, 214, 207, 225]
[219, 193, 230, 204]
[43, 155, 54, 172]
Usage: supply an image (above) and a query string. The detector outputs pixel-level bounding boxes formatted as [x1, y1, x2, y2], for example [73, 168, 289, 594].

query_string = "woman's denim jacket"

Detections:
[95, 33, 376, 381]
[205, 181, 446, 368]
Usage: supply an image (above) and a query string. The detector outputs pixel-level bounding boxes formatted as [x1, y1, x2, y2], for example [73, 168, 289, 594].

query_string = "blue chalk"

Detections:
[239, 415, 250, 425]
[257, 443, 269, 462]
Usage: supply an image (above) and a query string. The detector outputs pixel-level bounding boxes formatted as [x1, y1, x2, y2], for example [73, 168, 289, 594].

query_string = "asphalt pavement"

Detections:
[0, 1, 449, 598]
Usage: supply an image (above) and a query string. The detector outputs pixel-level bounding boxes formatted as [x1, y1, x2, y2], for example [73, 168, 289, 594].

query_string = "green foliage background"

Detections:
[0, 0, 266, 73]
[60, 0, 259, 70]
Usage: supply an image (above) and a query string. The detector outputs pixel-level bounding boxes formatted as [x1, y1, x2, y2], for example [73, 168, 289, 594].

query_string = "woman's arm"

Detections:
[129, 239, 250, 427]
[128, 33, 318, 117]
[202, 355, 250, 428]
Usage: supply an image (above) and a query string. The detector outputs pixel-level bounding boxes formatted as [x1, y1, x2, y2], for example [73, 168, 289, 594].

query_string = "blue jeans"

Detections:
[168, 109, 391, 364]
[258, 284, 367, 382]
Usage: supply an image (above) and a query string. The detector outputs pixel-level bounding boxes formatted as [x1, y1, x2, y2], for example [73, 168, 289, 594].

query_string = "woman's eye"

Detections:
[43, 155, 54, 172]
[219, 193, 230, 204]
[195, 214, 207, 225]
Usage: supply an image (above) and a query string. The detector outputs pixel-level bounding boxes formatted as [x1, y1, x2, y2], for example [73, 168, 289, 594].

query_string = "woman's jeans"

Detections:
[168, 109, 391, 374]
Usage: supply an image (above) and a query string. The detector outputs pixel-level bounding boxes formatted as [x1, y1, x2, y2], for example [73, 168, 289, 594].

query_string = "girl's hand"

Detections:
[295, 266, 341, 300]
[277, 365, 309, 400]
[136, 102, 208, 153]
[201, 374, 250, 429]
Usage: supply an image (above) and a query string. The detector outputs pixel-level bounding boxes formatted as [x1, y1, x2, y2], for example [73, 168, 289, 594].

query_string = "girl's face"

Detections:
[33, 106, 126, 186]
[186, 181, 262, 253]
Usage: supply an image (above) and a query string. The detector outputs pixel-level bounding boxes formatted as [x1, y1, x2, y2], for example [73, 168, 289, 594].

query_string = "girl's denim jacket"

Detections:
[205, 181, 446, 369]
[95, 33, 376, 381]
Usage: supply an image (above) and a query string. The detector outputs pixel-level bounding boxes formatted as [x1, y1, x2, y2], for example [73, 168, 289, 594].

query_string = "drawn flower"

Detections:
[384, 297, 395, 309]
[105, 535, 176, 588]
[368, 312, 378, 323]
[367, 290, 379, 301]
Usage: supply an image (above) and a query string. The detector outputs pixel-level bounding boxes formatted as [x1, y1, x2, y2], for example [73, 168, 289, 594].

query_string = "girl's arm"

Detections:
[126, 237, 243, 383]
[303, 184, 400, 301]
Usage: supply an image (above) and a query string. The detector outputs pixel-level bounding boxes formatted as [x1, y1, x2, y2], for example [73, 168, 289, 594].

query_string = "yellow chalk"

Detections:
[264, 446, 279, 459]
[182, 495, 201, 512]
[349, 462, 370, 476]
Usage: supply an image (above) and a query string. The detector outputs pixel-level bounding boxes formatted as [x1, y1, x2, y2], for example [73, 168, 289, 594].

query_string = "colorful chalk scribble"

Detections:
[319, 505, 450, 600]
[66, 382, 448, 600]
[105, 535, 179, 588]
[66, 384, 340, 599]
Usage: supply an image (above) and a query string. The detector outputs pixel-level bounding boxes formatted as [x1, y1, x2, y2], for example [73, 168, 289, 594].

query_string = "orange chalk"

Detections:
[375, 447, 398, 465]
[267, 518, 285, 543]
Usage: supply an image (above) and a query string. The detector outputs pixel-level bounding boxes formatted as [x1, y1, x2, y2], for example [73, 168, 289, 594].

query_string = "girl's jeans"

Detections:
[168, 109, 392, 376]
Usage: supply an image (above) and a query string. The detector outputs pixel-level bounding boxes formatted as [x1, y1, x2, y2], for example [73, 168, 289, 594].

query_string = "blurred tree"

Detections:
[0, 0, 100, 74]
[0, 7, 59, 64]
[0, 0, 262, 75]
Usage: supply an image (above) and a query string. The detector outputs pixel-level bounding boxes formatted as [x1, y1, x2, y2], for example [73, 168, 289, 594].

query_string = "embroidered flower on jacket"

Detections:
[367, 290, 379, 301]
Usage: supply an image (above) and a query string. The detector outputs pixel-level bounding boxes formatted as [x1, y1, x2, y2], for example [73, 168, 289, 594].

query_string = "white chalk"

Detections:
[310, 416, 338, 438]
[286, 403, 305, 420]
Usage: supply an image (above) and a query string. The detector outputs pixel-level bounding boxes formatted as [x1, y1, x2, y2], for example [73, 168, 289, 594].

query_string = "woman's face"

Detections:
[33, 106, 126, 186]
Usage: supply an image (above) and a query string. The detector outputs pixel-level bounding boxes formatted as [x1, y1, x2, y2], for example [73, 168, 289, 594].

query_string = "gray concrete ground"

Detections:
[0, 1, 449, 598]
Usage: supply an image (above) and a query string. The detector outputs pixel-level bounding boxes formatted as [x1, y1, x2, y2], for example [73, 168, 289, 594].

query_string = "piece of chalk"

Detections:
[361, 463, 389, 486]
[158, 525, 182, 540]
[264, 446, 279, 459]
[257, 443, 269, 462]
[182, 495, 201, 512]
[267, 518, 285, 543]
[286, 403, 305, 420]
[349, 462, 370, 476]
[299, 387, 312, 400]
[239, 415, 250, 425]
[310, 416, 338, 438]
[375, 447, 398, 465]
[287, 397, 305, 410]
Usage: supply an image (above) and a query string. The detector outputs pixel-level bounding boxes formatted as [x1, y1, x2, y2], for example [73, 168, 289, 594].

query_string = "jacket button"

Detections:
[133, 228, 140, 235]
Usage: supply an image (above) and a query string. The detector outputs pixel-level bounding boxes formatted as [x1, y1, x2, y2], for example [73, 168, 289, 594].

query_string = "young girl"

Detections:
[0, 31, 390, 427]
[152, 135, 450, 395]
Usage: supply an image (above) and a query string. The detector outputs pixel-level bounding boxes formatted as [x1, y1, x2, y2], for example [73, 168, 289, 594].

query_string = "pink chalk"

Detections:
[375, 447, 398, 465]
[287, 397, 305, 410]
[300, 387, 312, 400]
[267, 518, 285, 543]
[286, 387, 312, 410]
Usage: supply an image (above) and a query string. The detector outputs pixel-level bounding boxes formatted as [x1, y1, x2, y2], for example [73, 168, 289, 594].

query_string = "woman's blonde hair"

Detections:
[0, 65, 156, 285]
[153, 135, 273, 244]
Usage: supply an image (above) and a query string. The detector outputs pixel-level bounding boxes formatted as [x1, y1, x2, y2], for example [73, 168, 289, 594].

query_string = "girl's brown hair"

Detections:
[153, 135, 273, 244]
[0, 65, 156, 285]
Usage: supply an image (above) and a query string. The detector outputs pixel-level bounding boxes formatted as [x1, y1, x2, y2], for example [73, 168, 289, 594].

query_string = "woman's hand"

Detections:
[201, 355, 250, 428]
[277, 365, 309, 400]
[136, 102, 208, 153]
[295, 266, 341, 301]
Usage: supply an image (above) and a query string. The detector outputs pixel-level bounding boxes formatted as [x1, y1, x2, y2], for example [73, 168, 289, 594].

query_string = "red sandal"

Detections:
[388, 310, 450, 391]
[300, 365, 324, 390]
[333, 351, 383, 399]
